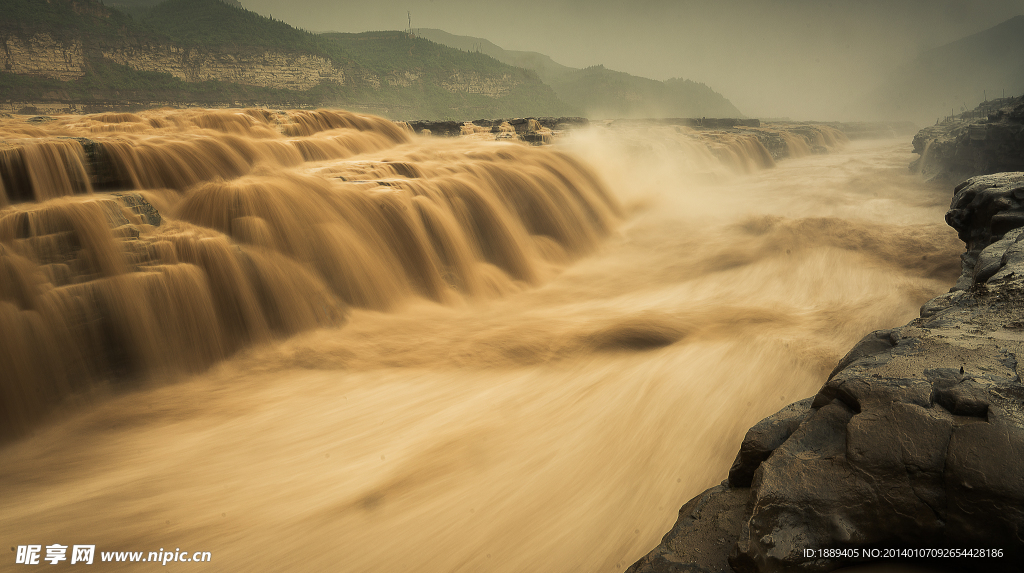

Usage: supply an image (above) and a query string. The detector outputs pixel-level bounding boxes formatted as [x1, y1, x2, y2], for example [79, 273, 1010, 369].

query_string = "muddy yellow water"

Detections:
[0, 112, 959, 572]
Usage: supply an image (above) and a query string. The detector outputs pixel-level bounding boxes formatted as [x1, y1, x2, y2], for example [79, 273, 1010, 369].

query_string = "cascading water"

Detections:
[0, 109, 620, 438]
[1, 110, 959, 572]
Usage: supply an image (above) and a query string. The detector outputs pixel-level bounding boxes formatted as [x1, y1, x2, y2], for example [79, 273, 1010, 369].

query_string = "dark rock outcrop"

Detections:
[76, 137, 134, 192]
[403, 117, 588, 145]
[727, 398, 813, 489]
[627, 172, 1024, 573]
[628, 484, 751, 573]
[110, 191, 161, 227]
[911, 96, 1024, 185]
[404, 117, 588, 137]
[945, 172, 1024, 289]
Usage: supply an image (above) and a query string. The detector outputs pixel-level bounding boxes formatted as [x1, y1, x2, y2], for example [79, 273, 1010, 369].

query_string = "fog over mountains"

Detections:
[241, 0, 1024, 121]
[869, 15, 1024, 124]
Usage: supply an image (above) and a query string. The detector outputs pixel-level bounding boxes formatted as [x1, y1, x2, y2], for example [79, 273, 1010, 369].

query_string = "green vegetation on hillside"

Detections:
[1, 0, 743, 120]
[323, 32, 530, 79]
[415, 28, 743, 119]
[105, 0, 243, 18]
[0, 0, 147, 42]
[142, 0, 325, 54]
[318, 32, 574, 118]
[0, 0, 576, 119]
[413, 28, 575, 84]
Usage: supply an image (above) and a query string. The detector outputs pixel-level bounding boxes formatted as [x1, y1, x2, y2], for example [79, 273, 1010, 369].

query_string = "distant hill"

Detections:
[415, 28, 744, 119]
[546, 66, 744, 119]
[413, 28, 575, 84]
[318, 31, 573, 119]
[870, 15, 1024, 124]
[0, 0, 574, 119]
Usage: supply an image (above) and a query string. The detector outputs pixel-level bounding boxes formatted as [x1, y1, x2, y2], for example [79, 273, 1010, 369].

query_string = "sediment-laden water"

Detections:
[0, 110, 959, 571]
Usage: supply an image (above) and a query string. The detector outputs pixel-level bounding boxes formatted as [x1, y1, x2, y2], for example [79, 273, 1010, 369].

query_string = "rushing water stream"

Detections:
[1, 112, 960, 571]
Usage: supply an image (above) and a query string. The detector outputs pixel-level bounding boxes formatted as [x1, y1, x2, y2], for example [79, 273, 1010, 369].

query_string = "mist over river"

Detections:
[0, 113, 961, 571]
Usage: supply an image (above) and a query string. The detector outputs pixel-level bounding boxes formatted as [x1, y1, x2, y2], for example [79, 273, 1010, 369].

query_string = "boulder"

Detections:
[728, 398, 813, 488]
[944, 172, 1024, 289]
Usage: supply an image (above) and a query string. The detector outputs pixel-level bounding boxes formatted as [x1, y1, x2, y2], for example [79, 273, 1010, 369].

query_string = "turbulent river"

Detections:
[0, 111, 961, 571]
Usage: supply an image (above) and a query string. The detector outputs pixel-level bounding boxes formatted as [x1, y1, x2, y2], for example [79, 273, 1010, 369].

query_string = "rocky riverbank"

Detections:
[627, 172, 1024, 573]
[911, 96, 1024, 185]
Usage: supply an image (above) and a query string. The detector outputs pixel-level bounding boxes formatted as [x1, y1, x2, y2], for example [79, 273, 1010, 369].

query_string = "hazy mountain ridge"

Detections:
[414, 27, 744, 119]
[0, 0, 573, 119]
[412, 28, 576, 84]
[870, 15, 1024, 125]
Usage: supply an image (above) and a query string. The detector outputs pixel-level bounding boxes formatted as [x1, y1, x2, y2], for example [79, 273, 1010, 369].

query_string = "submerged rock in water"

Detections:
[627, 173, 1024, 573]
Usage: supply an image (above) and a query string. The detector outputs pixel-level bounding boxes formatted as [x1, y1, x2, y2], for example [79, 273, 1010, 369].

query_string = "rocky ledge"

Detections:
[911, 96, 1024, 185]
[402, 116, 589, 144]
[627, 173, 1024, 573]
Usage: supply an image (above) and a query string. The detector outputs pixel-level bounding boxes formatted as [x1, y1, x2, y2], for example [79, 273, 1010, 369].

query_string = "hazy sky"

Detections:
[241, 0, 1024, 120]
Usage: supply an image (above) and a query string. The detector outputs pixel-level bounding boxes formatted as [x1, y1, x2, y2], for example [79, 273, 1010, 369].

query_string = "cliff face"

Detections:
[911, 96, 1024, 185]
[1, 33, 347, 92]
[1, 0, 346, 93]
[440, 71, 518, 97]
[2, 33, 85, 80]
[99, 44, 346, 91]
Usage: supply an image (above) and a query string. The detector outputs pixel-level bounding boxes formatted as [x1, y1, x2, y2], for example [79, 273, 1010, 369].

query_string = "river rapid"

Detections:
[0, 113, 960, 572]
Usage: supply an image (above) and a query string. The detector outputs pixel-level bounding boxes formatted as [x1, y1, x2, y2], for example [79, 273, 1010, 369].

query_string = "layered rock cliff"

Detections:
[1, 33, 86, 81]
[1, 32, 348, 91]
[98, 44, 346, 91]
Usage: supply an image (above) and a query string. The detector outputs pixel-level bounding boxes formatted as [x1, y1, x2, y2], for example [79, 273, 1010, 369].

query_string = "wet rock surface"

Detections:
[627, 173, 1024, 573]
[627, 485, 751, 573]
[404, 116, 587, 142]
[911, 96, 1024, 185]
